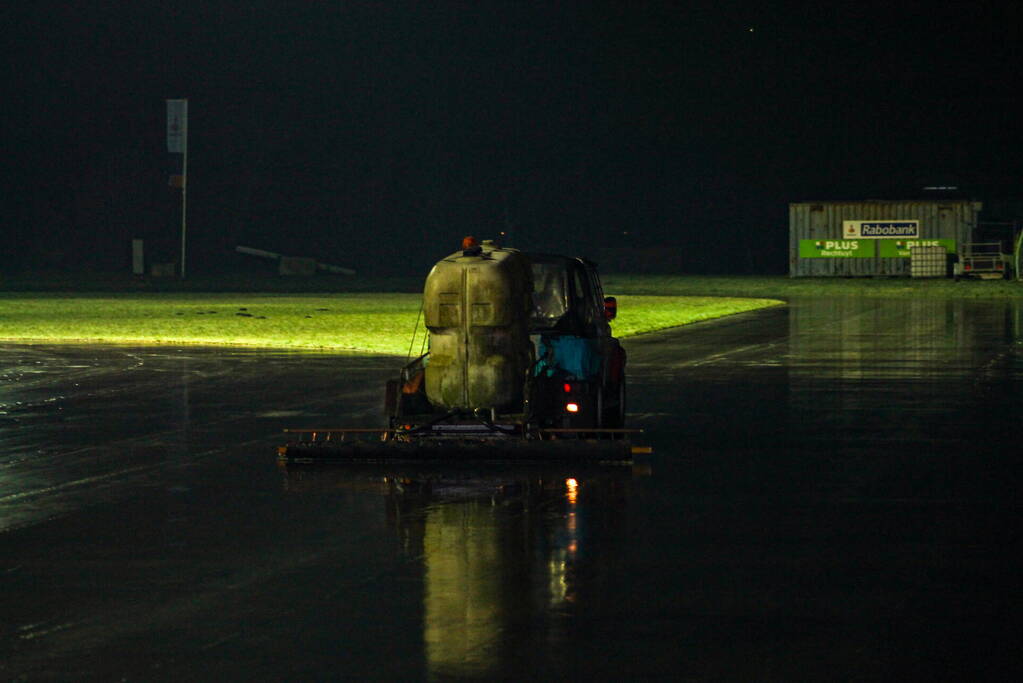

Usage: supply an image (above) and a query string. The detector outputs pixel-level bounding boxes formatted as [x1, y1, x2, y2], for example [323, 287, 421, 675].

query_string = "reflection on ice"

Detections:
[281, 465, 633, 679]
[782, 297, 1023, 454]
[409, 472, 630, 678]
[788, 297, 1023, 381]
[423, 501, 510, 676]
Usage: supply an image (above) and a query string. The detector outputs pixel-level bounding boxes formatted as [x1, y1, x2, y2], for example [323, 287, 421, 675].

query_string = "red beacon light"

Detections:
[461, 235, 483, 256]
[563, 383, 572, 393]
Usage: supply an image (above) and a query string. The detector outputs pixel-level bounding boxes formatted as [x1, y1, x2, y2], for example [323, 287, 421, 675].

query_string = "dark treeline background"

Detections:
[2, 2, 1020, 277]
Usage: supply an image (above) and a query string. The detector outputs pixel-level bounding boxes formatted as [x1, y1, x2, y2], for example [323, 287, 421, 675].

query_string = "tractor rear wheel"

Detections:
[602, 378, 625, 428]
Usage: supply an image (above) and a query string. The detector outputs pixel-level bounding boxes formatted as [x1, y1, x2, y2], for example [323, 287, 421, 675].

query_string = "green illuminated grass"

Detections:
[0, 292, 781, 354]
[610, 296, 782, 337]
[6, 271, 1012, 353]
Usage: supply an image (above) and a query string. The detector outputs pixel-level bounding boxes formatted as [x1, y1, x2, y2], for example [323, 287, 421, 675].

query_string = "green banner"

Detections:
[878, 239, 956, 258]
[798, 239, 874, 258]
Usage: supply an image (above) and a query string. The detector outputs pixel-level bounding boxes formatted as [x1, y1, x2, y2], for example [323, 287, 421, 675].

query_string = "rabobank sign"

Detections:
[843, 220, 919, 239]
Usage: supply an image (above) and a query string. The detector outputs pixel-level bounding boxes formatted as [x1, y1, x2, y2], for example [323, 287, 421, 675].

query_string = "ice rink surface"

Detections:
[2, 298, 1020, 680]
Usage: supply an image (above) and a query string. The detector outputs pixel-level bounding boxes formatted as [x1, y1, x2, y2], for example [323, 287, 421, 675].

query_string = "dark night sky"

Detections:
[2, 1, 1021, 274]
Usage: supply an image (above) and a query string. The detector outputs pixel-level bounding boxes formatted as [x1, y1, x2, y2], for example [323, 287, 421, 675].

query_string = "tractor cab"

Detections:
[528, 254, 612, 338]
[526, 254, 625, 429]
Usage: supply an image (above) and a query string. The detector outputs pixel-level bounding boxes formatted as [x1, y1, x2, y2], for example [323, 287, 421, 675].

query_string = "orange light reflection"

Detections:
[566, 478, 578, 505]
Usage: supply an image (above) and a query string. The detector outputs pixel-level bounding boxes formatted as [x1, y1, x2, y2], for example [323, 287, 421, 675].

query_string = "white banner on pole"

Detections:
[165, 98, 189, 277]
[166, 99, 188, 153]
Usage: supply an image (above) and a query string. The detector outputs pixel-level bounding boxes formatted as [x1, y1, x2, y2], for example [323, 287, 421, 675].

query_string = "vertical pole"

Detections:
[1010, 222, 1018, 282]
[180, 99, 189, 279]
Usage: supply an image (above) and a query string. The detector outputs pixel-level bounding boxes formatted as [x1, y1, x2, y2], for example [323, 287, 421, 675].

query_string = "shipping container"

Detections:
[789, 200, 982, 277]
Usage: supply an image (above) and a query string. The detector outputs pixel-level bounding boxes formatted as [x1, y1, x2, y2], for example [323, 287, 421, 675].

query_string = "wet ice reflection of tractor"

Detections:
[281, 466, 634, 679]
